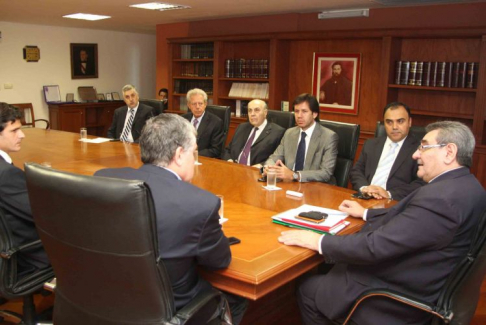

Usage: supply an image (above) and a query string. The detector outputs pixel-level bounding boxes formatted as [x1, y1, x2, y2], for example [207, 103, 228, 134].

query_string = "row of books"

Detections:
[395, 61, 479, 88]
[180, 43, 214, 59]
[224, 59, 269, 79]
[173, 80, 213, 95]
[235, 100, 249, 117]
[179, 62, 213, 77]
[228, 82, 269, 99]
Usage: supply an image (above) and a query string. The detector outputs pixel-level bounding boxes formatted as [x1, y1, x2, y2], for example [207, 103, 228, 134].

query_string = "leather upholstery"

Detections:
[375, 121, 426, 141]
[206, 105, 231, 158]
[140, 99, 166, 116]
[266, 110, 295, 129]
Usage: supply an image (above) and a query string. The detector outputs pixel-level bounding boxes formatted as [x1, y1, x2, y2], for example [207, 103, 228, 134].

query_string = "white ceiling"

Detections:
[0, 0, 484, 34]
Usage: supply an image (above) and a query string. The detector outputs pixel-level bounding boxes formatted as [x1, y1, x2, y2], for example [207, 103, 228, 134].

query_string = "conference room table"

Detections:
[12, 128, 395, 323]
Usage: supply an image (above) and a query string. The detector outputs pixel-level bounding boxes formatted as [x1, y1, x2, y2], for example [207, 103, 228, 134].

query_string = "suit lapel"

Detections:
[286, 127, 301, 169]
[197, 112, 210, 140]
[252, 122, 271, 147]
[389, 135, 415, 177]
[369, 137, 387, 178]
[304, 124, 322, 170]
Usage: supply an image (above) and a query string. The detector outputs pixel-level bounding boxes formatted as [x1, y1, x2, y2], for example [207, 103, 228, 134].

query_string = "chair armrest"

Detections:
[1, 239, 43, 259]
[35, 119, 50, 130]
[343, 289, 453, 325]
[167, 288, 223, 325]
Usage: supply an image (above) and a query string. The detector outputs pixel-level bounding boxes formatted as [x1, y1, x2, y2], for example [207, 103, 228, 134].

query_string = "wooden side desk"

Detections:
[12, 129, 394, 323]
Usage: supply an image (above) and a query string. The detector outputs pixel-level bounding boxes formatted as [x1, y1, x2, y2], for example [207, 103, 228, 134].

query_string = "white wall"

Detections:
[0, 22, 156, 122]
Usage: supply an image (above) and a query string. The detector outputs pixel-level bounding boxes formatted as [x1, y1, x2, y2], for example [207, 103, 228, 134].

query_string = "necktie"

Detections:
[372, 142, 399, 188]
[120, 109, 135, 142]
[294, 132, 307, 171]
[239, 127, 258, 165]
[193, 119, 199, 129]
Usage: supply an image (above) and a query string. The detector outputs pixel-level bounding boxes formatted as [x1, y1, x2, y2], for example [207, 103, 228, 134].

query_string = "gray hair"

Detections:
[186, 88, 208, 103]
[122, 84, 138, 95]
[139, 114, 196, 166]
[426, 121, 475, 167]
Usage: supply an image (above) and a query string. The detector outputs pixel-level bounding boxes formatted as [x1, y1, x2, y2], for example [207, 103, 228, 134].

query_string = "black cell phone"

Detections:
[258, 176, 267, 182]
[298, 211, 328, 220]
[351, 192, 372, 200]
[228, 236, 241, 245]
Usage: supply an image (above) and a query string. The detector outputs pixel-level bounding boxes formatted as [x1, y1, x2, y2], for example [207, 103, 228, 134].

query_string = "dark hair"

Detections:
[383, 101, 411, 118]
[0, 102, 23, 133]
[332, 61, 343, 69]
[158, 88, 168, 95]
[293, 93, 320, 122]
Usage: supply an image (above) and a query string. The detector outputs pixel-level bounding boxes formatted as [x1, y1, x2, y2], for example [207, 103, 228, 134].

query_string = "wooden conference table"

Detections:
[12, 129, 393, 304]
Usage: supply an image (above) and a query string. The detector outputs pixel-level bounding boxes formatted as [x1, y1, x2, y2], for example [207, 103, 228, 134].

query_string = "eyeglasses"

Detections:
[417, 144, 447, 152]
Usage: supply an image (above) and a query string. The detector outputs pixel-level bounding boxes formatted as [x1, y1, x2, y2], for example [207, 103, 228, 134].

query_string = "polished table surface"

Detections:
[12, 129, 394, 300]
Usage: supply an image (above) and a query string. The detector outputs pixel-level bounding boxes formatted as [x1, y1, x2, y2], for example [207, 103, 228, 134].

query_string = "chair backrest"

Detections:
[24, 163, 175, 324]
[432, 209, 486, 325]
[205, 105, 231, 157]
[375, 121, 426, 141]
[267, 110, 295, 129]
[10, 103, 50, 129]
[140, 99, 166, 116]
[320, 120, 360, 188]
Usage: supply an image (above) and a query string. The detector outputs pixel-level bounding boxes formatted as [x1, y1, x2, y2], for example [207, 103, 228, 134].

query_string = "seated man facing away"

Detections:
[182, 88, 224, 158]
[96, 114, 247, 324]
[265, 93, 338, 183]
[350, 101, 425, 200]
[222, 99, 285, 167]
[279, 121, 486, 324]
[107, 84, 154, 143]
[0, 102, 49, 273]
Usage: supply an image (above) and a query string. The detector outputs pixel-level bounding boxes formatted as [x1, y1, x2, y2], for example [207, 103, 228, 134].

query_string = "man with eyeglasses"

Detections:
[222, 99, 284, 167]
[182, 88, 224, 158]
[278, 121, 486, 324]
[350, 102, 426, 200]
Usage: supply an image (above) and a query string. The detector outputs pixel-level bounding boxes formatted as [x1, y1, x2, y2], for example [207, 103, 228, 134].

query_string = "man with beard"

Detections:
[319, 61, 352, 106]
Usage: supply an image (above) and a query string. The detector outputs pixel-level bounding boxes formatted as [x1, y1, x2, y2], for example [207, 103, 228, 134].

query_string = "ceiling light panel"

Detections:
[129, 2, 190, 11]
[63, 13, 111, 21]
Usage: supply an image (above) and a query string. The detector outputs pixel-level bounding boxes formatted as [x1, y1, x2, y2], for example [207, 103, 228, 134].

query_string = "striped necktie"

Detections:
[120, 109, 135, 142]
[239, 127, 258, 165]
[372, 142, 399, 188]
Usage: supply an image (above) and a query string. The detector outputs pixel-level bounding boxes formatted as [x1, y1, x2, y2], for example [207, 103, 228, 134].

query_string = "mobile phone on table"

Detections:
[295, 211, 328, 224]
[228, 236, 241, 245]
[351, 192, 372, 200]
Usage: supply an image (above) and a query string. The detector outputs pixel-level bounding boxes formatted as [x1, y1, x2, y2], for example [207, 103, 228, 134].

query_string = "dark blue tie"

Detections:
[294, 132, 307, 171]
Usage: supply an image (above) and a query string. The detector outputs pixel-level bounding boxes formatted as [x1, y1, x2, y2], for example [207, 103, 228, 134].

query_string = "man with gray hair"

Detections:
[96, 114, 247, 323]
[182, 88, 224, 158]
[107, 84, 154, 142]
[279, 121, 486, 324]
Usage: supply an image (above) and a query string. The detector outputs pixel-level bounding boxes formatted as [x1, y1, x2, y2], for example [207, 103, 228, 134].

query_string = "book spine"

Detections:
[422, 62, 431, 87]
[395, 61, 402, 84]
[437, 62, 447, 87]
[431, 62, 438, 87]
[408, 61, 417, 86]
[415, 61, 423, 86]
[400, 61, 410, 85]
[458, 62, 467, 88]
[225, 59, 231, 78]
[445, 62, 453, 88]
[452, 62, 460, 88]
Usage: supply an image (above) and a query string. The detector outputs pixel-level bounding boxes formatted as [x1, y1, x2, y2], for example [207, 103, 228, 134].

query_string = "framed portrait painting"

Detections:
[312, 53, 361, 115]
[71, 43, 98, 79]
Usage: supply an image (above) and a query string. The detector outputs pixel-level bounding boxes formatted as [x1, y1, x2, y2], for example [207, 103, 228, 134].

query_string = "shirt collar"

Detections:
[429, 166, 465, 183]
[300, 120, 317, 138]
[254, 119, 267, 130]
[385, 135, 407, 148]
[0, 150, 12, 164]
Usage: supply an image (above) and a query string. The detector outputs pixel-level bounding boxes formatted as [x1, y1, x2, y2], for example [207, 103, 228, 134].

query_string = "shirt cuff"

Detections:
[387, 191, 392, 200]
[318, 234, 325, 255]
[363, 209, 369, 221]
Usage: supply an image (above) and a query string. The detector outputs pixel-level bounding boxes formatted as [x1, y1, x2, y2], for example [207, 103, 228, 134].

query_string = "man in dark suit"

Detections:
[74, 48, 96, 76]
[350, 102, 425, 200]
[279, 121, 486, 324]
[265, 93, 338, 183]
[223, 99, 284, 167]
[182, 88, 224, 158]
[107, 84, 154, 142]
[96, 114, 247, 323]
[0, 102, 49, 272]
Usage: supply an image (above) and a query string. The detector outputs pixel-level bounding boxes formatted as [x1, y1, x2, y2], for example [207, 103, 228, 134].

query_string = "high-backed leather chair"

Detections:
[341, 208, 486, 325]
[266, 110, 295, 129]
[320, 120, 360, 188]
[206, 105, 231, 158]
[24, 163, 230, 325]
[10, 103, 50, 129]
[375, 121, 426, 140]
[140, 99, 166, 116]
[0, 207, 54, 325]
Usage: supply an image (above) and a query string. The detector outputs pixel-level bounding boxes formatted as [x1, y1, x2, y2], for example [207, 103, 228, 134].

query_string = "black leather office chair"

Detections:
[320, 120, 360, 188]
[375, 121, 426, 140]
[0, 207, 54, 325]
[341, 208, 486, 325]
[140, 99, 166, 116]
[206, 105, 231, 158]
[24, 163, 231, 325]
[266, 110, 295, 129]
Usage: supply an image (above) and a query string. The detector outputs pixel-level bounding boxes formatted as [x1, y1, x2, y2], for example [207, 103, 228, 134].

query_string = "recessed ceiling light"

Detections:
[129, 2, 190, 11]
[63, 13, 111, 21]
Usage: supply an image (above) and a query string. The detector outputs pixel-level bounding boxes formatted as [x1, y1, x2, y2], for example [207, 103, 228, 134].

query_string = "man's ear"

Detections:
[173, 146, 184, 166]
[444, 143, 458, 165]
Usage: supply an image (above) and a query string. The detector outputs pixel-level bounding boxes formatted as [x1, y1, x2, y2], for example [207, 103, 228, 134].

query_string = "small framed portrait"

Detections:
[312, 53, 361, 115]
[106, 93, 113, 101]
[111, 92, 120, 100]
[97, 93, 105, 100]
[70, 43, 98, 79]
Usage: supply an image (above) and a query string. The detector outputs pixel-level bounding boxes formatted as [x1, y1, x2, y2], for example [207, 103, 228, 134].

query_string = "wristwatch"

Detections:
[293, 172, 299, 182]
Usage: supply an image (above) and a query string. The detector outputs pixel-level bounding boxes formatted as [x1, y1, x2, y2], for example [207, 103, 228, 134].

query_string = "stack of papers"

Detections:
[272, 204, 349, 235]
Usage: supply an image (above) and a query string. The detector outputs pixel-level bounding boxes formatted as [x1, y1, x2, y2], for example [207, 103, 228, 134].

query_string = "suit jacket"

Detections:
[222, 121, 285, 165]
[0, 157, 49, 271]
[94, 165, 231, 310]
[316, 167, 486, 324]
[265, 123, 338, 184]
[183, 111, 224, 158]
[350, 134, 426, 200]
[107, 103, 154, 142]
